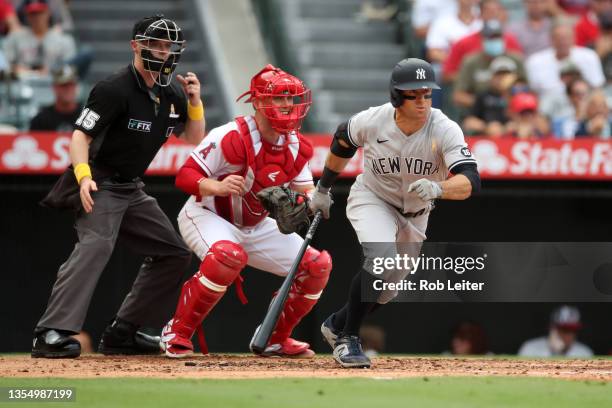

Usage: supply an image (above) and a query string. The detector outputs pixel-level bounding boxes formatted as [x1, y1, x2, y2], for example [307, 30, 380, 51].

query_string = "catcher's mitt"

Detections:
[256, 186, 310, 234]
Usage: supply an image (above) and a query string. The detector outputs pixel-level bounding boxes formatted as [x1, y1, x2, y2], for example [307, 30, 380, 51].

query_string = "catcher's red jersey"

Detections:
[188, 115, 314, 226]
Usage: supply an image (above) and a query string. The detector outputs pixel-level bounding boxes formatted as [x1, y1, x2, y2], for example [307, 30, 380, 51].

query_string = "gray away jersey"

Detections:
[347, 103, 476, 213]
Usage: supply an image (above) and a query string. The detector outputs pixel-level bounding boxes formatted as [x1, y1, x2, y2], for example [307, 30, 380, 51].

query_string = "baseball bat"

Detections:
[250, 210, 324, 355]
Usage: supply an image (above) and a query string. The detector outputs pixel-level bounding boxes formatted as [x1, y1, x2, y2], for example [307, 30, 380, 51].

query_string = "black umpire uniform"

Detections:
[33, 16, 199, 358]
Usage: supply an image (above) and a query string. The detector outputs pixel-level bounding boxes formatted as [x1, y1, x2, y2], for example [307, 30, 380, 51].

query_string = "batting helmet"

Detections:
[237, 64, 312, 134]
[133, 15, 185, 87]
[389, 58, 440, 108]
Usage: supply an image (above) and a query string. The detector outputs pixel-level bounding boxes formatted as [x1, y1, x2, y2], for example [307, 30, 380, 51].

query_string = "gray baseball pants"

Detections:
[37, 181, 192, 333]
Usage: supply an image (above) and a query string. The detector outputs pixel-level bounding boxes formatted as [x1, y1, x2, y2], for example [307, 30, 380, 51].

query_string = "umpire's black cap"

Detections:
[390, 58, 440, 91]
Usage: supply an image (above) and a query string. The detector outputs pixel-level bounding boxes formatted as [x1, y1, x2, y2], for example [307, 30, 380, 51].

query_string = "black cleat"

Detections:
[333, 335, 371, 368]
[31, 329, 81, 359]
[320, 314, 341, 350]
[98, 317, 161, 355]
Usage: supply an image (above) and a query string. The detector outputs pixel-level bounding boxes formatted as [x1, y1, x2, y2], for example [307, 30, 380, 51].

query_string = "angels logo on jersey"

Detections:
[198, 142, 216, 160]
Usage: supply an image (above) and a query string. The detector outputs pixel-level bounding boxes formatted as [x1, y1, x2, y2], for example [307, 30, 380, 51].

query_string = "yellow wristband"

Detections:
[74, 163, 92, 184]
[187, 101, 204, 121]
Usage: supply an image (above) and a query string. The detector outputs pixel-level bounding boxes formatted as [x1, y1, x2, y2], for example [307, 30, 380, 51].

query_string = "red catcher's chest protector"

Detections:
[214, 115, 312, 227]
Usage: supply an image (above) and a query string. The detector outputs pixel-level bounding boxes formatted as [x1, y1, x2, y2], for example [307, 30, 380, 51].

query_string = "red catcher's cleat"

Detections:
[260, 337, 315, 358]
[160, 319, 194, 358]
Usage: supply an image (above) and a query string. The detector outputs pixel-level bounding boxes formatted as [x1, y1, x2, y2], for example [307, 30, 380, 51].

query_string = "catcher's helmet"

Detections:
[237, 64, 312, 134]
[133, 15, 185, 87]
[389, 58, 440, 108]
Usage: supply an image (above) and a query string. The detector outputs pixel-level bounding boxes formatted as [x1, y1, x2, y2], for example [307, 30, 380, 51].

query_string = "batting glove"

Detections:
[308, 182, 333, 219]
[407, 178, 442, 201]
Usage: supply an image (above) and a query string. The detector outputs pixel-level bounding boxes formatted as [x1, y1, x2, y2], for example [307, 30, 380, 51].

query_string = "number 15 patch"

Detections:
[75, 108, 100, 130]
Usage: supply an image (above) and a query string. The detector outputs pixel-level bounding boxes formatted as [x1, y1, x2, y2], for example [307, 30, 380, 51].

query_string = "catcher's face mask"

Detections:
[237, 64, 312, 134]
[134, 16, 185, 87]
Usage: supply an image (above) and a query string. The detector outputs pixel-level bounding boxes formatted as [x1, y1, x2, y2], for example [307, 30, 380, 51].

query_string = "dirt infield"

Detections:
[2, 354, 612, 381]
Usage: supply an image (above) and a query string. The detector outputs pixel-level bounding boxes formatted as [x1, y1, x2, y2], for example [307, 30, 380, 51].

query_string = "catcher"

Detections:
[160, 64, 332, 358]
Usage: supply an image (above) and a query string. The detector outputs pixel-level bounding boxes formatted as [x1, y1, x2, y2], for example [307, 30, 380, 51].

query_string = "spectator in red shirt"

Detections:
[443, 0, 522, 82]
[575, 0, 612, 48]
[0, 0, 20, 36]
[425, 0, 482, 64]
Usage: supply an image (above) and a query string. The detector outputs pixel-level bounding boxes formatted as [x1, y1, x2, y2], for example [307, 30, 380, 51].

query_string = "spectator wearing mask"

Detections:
[3, 0, 75, 77]
[505, 92, 551, 138]
[518, 305, 593, 357]
[454, 20, 526, 109]
[462, 56, 519, 136]
[29, 64, 82, 131]
[507, 0, 558, 57]
[425, 0, 482, 64]
[444, 0, 522, 82]
[574, 90, 611, 138]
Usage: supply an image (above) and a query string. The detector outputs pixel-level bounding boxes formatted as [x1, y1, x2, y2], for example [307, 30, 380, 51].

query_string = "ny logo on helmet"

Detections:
[416, 68, 426, 80]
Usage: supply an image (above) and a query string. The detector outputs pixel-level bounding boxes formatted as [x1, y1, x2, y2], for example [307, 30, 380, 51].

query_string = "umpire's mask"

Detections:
[133, 15, 185, 87]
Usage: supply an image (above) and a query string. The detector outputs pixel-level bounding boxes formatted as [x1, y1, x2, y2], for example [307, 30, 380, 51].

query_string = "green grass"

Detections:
[0, 377, 609, 408]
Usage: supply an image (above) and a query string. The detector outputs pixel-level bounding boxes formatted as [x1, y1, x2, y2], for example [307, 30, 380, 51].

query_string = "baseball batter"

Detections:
[159, 65, 332, 358]
[310, 58, 481, 368]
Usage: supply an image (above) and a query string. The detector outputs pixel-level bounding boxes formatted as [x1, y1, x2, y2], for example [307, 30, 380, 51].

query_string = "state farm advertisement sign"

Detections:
[469, 138, 612, 180]
[0, 132, 193, 175]
[0, 132, 610, 180]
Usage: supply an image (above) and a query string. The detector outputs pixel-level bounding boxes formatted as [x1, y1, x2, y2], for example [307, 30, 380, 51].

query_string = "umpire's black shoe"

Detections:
[333, 335, 371, 368]
[98, 317, 161, 355]
[31, 328, 81, 359]
[321, 314, 341, 350]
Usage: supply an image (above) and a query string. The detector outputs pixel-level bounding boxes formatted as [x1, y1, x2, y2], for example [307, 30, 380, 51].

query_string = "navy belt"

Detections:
[392, 204, 429, 218]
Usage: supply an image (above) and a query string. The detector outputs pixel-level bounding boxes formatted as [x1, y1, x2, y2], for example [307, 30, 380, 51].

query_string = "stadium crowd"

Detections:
[363, 0, 611, 139]
[0, 0, 87, 132]
[426, 0, 610, 138]
[0, 0, 609, 139]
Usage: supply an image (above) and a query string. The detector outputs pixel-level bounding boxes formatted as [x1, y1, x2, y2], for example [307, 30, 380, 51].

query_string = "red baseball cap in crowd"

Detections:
[510, 92, 538, 114]
[25, 0, 49, 13]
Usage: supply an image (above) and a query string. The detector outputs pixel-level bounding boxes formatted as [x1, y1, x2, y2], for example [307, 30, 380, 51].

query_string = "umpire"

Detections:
[32, 15, 205, 358]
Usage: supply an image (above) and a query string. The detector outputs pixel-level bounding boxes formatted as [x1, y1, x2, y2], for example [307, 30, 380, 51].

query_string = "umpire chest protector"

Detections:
[215, 115, 313, 227]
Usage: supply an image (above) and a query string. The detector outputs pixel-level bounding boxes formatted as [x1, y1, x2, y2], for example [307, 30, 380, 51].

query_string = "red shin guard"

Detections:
[166, 241, 248, 350]
[269, 247, 332, 344]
